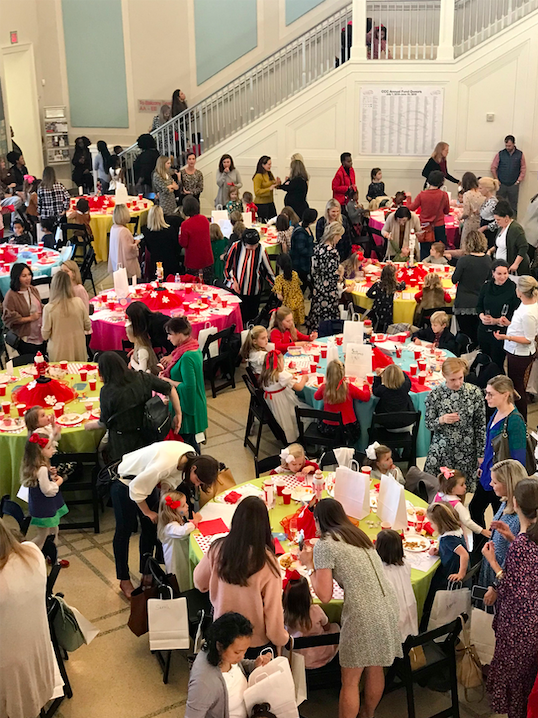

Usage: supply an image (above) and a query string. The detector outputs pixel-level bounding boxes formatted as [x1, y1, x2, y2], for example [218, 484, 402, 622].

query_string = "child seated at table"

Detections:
[276, 214, 293, 254]
[366, 265, 405, 333]
[225, 186, 243, 217]
[372, 364, 414, 415]
[242, 191, 257, 222]
[157, 489, 201, 592]
[269, 306, 316, 354]
[226, 211, 245, 251]
[314, 359, 369, 444]
[367, 168, 386, 203]
[273, 255, 305, 327]
[411, 311, 458, 354]
[283, 574, 340, 669]
[271, 443, 319, 476]
[433, 467, 490, 551]
[423, 241, 448, 265]
[260, 350, 309, 442]
[240, 325, 271, 376]
[67, 197, 93, 239]
[365, 442, 405, 485]
[375, 529, 418, 641]
[413, 273, 451, 326]
[11, 218, 32, 245]
[391, 191, 407, 208]
[25, 405, 61, 442]
[40, 217, 56, 249]
[126, 322, 159, 374]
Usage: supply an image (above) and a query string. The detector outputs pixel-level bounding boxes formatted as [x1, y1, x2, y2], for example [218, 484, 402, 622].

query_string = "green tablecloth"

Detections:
[0, 365, 105, 500]
[189, 475, 438, 621]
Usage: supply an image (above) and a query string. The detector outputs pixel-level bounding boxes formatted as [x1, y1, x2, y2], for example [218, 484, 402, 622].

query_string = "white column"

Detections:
[350, 0, 367, 61]
[437, 0, 456, 61]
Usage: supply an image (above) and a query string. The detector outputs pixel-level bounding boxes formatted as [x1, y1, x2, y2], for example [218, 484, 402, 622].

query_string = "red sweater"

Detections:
[414, 289, 452, 304]
[270, 328, 309, 354]
[179, 214, 213, 270]
[314, 382, 370, 424]
[408, 189, 449, 227]
[332, 166, 357, 206]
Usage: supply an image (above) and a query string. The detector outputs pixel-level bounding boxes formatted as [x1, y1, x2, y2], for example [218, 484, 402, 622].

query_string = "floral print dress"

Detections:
[307, 243, 340, 331]
[424, 382, 486, 487]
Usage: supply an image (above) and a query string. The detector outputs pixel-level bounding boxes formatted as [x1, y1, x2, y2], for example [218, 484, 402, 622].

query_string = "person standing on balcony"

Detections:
[253, 156, 280, 222]
[421, 142, 459, 190]
[491, 135, 526, 216]
[332, 152, 356, 207]
[171, 89, 188, 116]
[215, 154, 242, 208]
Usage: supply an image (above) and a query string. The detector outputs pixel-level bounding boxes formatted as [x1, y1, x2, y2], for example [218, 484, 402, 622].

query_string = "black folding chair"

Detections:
[368, 411, 421, 470]
[0, 493, 31, 535]
[60, 224, 91, 261]
[254, 454, 281, 477]
[242, 374, 287, 455]
[79, 245, 97, 295]
[12, 354, 37, 367]
[295, 407, 345, 457]
[57, 452, 101, 533]
[202, 324, 236, 398]
[289, 632, 341, 691]
[32, 275, 52, 305]
[418, 306, 453, 330]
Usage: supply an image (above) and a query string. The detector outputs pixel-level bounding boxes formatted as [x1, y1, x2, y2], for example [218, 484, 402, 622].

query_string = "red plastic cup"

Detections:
[89, 378, 97, 391]
[16, 403, 26, 417]
[80, 370, 88, 382]
[183, 302, 190, 312]
[366, 374, 374, 385]
[444, 266, 450, 272]
[221, 299, 227, 308]
[410, 364, 418, 376]
[336, 337, 343, 346]
[313, 354, 320, 363]
[2, 401, 10, 416]
[0, 385, 6, 397]
[310, 363, 317, 374]
[60, 361, 68, 371]
[275, 479, 285, 496]
[138, 194, 143, 200]
[282, 488, 292, 505]
[418, 372, 426, 385]
[396, 347, 402, 358]
[53, 403, 64, 418]
[316, 375, 323, 385]
[185, 285, 193, 294]
[321, 348, 327, 359]
[212, 292, 219, 301]
[418, 360, 427, 372]
[107, 301, 115, 310]
[414, 350, 421, 360]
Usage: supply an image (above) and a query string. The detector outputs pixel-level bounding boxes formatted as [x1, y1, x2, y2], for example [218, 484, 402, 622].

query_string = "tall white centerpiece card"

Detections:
[113, 267, 129, 299]
[344, 343, 372, 380]
[343, 321, 363, 352]
[377, 473, 407, 530]
[334, 466, 371, 520]
[114, 182, 129, 206]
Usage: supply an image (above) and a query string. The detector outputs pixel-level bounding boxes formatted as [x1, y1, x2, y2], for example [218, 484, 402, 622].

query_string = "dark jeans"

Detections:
[477, 326, 506, 370]
[469, 481, 502, 529]
[240, 294, 261, 324]
[297, 270, 311, 297]
[110, 480, 160, 580]
[181, 433, 200, 453]
[498, 183, 520, 216]
[455, 313, 479, 344]
[17, 340, 47, 359]
[507, 352, 534, 421]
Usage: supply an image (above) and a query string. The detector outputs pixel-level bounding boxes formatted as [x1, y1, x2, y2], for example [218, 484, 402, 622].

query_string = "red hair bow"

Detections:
[337, 378, 346, 390]
[282, 568, 302, 591]
[29, 433, 49, 449]
[165, 495, 182, 510]
[440, 467, 455, 479]
[265, 350, 279, 371]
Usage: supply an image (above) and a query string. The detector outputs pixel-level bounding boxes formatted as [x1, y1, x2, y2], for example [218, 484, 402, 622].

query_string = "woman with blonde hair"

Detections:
[307, 222, 344, 331]
[460, 172, 485, 245]
[141, 204, 182, 278]
[316, 198, 351, 261]
[0, 518, 56, 718]
[421, 141, 459, 189]
[425, 356, 486, 487]
[151, 155, 178, 215]
[108, 203, 141, 278]
[492, 274, 538, 420]
[42, 270, 91, 361]
[451, 229, 492, 342]
[61, 259, 89, 310]
[469, 374, 527, 526]
[277, 158, 309, 219]
[478, 176, 501, 248]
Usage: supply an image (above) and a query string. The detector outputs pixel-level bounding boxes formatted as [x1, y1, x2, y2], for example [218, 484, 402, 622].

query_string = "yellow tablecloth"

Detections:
[0, 364, 105, 499]
[189, 475, 438, 621]
[90, 204, 151, 263]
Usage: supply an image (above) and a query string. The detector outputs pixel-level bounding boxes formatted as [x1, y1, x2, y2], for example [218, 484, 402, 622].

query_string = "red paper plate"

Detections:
[12, 377, 78, 408]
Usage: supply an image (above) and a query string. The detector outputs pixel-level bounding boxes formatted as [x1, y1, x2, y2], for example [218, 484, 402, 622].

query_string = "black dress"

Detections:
[142, 215, 183, 280]
[72, 149, 93, 191]
[366, 281, 405, 332]
[134, 149, 160, 186]
[278, 177, 309, 219]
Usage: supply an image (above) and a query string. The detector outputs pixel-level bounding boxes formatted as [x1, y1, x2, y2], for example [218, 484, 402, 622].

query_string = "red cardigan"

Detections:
[408, 190, 449, 227]
[314, 382, 370, 424]
[332, 166, 357, 206]
[179, 214, 213, 270]
[270, 328, 309, 354]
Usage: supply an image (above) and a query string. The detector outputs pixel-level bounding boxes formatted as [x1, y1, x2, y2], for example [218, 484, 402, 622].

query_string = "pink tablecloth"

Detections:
[89, 283, 243, 352]
[369, 209, 460, 248]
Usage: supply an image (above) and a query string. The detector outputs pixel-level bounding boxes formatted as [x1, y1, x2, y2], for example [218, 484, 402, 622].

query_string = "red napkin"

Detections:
[372, 346, 394, 371]
[224, 491, 241, 504]
[273, 538, 285, 555]
[80, 364, 98, 372]
[404, 371, 430, 393]
[197, 518, 229, 536]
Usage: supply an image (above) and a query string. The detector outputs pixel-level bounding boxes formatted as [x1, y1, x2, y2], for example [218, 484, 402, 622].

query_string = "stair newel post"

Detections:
[438, 0, 456, 61]
[350, 0, 367, 61]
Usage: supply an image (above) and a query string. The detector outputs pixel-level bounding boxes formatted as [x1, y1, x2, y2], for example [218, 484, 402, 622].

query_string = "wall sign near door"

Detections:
[10, 31, 17, 44]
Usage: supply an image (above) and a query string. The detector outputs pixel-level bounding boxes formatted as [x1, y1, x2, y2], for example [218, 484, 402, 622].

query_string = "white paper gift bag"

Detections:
[242, 211, 253, 228]
[345, 343, 372, 380]
[113, 267, 129, 298]
[218, 219, 233, 238]
[147, 593, 189, 651]
[198, 322, 218, 358]
[334, 466, 370, 520]
[343, 320, 363, 352]
[427, 584, 471, 635]
[211, 210, 229, 223]
[470, 608, 495, 665]
[376, 473, 407, 529]
[244, 657, 299, 718]
[326, 340, 339, 365]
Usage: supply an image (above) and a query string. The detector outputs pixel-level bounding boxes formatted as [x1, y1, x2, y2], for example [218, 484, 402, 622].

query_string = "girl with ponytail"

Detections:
[482, 477, 538, 718]
[259, 350, 309, 442]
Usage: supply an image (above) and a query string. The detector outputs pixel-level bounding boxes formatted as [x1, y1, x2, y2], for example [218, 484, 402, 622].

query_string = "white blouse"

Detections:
[504, 302, 538, 356]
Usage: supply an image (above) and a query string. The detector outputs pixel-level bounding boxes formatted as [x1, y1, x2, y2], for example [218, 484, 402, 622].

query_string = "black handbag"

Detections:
[5, 330, 20, 350]
[492, 414, 537, 475]
[95, 459, 121, 498]
[143, 394, 171, 439]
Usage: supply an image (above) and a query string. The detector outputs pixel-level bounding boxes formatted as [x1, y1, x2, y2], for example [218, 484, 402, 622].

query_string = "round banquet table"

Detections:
[89, 282, 243, 352]
[287, 335, 454, 458]
[189, 475, 439, 620]
[0, 362, 105, 499]
[369, 208, 461, 249]
[68, 195, 152, 263]
[350, 264, 455, 326]
[0, 244, 68, 296]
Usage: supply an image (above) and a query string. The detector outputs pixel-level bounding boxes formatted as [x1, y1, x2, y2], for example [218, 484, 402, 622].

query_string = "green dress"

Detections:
[170, 349, 208, 435]
[212, 237, 228, 280]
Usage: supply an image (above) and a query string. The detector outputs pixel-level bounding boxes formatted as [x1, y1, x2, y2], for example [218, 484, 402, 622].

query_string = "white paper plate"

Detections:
[403, 537, 430, 552]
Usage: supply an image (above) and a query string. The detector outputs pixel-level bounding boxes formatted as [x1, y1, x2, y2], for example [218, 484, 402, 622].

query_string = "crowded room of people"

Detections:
[3, 1, 538, 718]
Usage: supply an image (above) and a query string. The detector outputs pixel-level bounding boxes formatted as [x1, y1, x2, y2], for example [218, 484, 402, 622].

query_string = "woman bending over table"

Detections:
[381, 206, 420, 262]
[42, 270, 91, 362]
[194, 496, 289, 655]
[126, 301, 174, 354]
[159, 316, 207, 451]
[114, 441, 219, 597]
[424, 357, 486, 489]
[2, 263, 45, 358]
[300, 499, 401, 718]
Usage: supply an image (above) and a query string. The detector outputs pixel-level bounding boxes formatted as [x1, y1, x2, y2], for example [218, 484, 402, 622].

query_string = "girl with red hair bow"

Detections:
[20, 431, 68, 560]
[157, 490, 201, 591]
[259, 350, 310, 442]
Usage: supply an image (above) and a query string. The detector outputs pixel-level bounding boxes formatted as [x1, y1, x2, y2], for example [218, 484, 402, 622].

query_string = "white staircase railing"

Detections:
[454, 0, 538, 56]
[366, 1, 441, 60]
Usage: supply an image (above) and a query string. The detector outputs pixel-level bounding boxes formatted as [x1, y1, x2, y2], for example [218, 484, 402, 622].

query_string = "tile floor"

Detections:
[16, 261, 534, 717]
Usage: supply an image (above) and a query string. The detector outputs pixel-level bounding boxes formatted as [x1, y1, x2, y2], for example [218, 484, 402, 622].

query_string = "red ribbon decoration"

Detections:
[265, 350, 279, 371]
[282, 568, 302, 591]
[29, 433, 49, 449]
[337, 377, 346, 390]
[165, 495, 182, 510]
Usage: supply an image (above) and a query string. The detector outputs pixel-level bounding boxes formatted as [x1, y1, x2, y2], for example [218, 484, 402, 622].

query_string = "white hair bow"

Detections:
[279, 448, 294, 465]
[365, 442, 380, 461]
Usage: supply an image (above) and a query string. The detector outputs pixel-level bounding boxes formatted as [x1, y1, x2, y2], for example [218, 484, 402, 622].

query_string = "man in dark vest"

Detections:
[491, 134, 526, 216]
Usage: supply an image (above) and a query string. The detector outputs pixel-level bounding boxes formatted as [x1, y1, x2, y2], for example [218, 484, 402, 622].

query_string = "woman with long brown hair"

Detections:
[277, 157, 309, 219]
[300, 498, 401, 718]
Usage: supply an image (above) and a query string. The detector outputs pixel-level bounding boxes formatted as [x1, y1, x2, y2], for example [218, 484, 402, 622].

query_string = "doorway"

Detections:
[2, 44, 42, 175]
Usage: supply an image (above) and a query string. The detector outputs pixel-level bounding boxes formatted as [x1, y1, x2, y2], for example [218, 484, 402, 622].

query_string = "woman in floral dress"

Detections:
[424, 357, 486, 488]
[481, 478, 538, 718]
[307, 221, 343, 332]
[460, 172, 485, 248]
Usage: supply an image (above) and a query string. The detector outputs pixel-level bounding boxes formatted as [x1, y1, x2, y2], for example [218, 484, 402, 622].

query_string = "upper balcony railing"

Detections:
[454, 0, 538, 56]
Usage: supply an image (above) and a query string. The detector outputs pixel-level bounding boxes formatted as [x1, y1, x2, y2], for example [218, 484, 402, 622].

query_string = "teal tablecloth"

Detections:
[0, 244, 73, 296]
